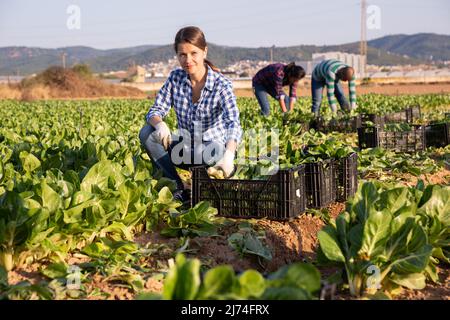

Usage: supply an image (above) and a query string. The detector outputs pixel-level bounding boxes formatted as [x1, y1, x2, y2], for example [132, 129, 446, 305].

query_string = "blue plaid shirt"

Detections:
[146, 66, 242, 145]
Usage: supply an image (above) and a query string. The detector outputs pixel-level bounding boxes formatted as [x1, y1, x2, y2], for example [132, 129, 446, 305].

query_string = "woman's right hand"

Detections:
[152, 121, 172, 150]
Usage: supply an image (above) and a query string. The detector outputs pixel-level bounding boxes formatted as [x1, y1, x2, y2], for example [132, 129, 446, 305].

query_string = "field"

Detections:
[0, 94, 449, 300]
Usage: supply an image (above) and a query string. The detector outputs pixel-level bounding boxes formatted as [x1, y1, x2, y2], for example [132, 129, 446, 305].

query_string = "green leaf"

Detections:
[352, 182, 379, 222]
[238, 270, 266, 298]
[41, 181, 61, 214]
[63, 191, 95, 224]
[41, 263, 68, 279]
[0, 265, 8, 287]
[19, 151, 41, 174]
[284, 263, 321, 293]
[0, 158, 4, 183]
[317, 225, 345, 263]
[424, 262, 439, 283]
[359, 209, 392, 259]
[262, 287, 311, 300]
[390, 273, 426, 290]
[228, 229, 272, 261]
[432, 247, 450, 264]
[418, 185, 450, 225]
[80, 160, 124, 193]
[158, 187, 174, 205]
[391, 244, 432, 274]
[163, 254, 201, 300]
[100, 222, 133, 241]
[198, 265, 235, 299]
[379, 188, 409, 214]
[118, 180, 140, 217]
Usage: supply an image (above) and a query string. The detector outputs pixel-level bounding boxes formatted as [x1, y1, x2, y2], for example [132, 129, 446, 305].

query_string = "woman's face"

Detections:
[176, 42, 207, 75]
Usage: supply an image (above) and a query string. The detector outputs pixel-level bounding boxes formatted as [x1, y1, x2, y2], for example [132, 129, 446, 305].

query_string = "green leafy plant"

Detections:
[138, 253, 320, 300]
[160, 201, 218, 238]
[227, 222, 272, 261]
[317, 181, 449, 297]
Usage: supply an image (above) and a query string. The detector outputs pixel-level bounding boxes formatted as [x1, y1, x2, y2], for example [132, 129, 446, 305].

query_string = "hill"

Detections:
[1, 33, 449, 75]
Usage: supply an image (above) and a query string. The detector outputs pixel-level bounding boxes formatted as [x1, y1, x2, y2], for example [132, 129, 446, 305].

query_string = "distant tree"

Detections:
[71, 64, 92, 78]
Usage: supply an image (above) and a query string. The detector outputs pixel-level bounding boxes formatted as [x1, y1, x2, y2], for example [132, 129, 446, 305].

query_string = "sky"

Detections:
[0, 0, 449, 49]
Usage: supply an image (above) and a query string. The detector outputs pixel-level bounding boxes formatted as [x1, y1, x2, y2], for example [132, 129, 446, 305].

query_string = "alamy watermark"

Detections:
[66, 265, 81, 290]
[366, 265, 382, 290]
[367, 5, 381, 30]
[66, 5, 81, 30]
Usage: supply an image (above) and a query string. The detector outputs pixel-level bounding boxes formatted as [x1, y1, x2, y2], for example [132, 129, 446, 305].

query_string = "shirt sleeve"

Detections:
[145, 72, 173, 123]
[326, 71, 337, 106]
[274, 69, 285, 99]
[220, 83, 242, 144]
[348, 74, 357, 105]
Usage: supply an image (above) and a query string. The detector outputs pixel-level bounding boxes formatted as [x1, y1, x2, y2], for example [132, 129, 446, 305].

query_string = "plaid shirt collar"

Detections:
[181, 64, 217, 91]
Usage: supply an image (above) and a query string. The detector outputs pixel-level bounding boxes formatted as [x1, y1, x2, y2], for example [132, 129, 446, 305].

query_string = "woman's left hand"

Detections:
[214, 149, 236, 178]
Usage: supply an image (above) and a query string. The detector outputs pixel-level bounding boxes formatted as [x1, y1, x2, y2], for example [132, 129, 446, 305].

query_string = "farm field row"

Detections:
[0, 94, 449, 300]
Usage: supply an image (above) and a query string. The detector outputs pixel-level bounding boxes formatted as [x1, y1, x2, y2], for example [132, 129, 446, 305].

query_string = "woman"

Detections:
[252, 62, 305, 116]
[139, 26, 242, 204]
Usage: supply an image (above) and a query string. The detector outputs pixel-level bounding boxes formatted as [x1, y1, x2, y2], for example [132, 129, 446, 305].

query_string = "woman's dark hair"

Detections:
[284, 62, 306, 81]
[174, 26, 220, 72]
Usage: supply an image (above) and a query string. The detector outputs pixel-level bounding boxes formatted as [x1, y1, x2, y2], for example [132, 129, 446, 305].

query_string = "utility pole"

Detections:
[61, 52, 67, 69]
[270, 45, 275, 63]
[360, 0, 367, 78]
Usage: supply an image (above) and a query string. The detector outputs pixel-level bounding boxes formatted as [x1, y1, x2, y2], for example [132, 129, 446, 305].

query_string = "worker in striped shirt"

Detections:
[311, 59, 357, 118]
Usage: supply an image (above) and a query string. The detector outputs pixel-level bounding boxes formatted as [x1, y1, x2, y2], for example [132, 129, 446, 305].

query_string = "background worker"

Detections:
[310, 59, 357, 118]
[252, 62, 306, 116]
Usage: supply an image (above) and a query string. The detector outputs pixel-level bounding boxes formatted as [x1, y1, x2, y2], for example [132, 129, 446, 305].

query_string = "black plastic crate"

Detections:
[359, 114, 385, 127]
[385, 105, 421, 123]
[334, 153, 358, 202]
[357, 126, 378, 149]
[304, 159, 336, 209]
[190, 165, 306, 220]
[425, 123, 450, 148]
[407, 105, 421, 122]
[317, 117, 361, 133]
[358, 125, 426, 153]
[359, 105, 421, 127]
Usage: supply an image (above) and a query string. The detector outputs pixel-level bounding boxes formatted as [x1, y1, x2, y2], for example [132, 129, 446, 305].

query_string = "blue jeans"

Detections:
[311, 78, 349, 114]
[253, 84, 291, 116]
[139, 124, 223, 189]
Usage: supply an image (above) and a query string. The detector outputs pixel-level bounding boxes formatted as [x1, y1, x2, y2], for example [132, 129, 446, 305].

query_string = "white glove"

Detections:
[350, 102, 357, 110]
[152, 121, 172, 150]
[213, 149, 235, 178]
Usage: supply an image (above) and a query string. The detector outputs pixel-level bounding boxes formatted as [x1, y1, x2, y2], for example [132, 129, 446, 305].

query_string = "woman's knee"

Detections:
[139, 124, 155, 145]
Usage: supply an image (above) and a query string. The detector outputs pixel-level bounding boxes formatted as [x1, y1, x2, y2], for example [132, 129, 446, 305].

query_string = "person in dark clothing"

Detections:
[252, 62, 305, 116]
